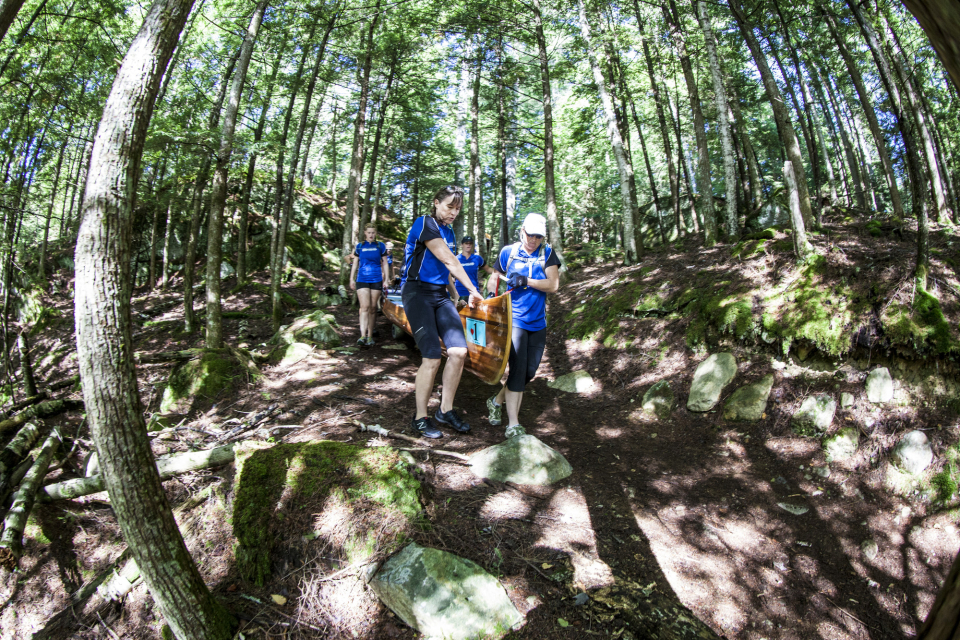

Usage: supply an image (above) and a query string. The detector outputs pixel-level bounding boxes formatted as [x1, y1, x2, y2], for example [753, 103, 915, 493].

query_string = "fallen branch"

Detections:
[39, 442, 237, 502]
[0, 427, 62, 570]
[0, 456, 33, 513]
[355, 422, 469, 462]
[0, 422, 45, 500]
[97, 554, 141, 601]
[133, 349, 203, 364]
[219, 405, 279, 442]
[0, 399, 84, 440]
[47, 374, 80, 392]
[0, 392, 48, 418]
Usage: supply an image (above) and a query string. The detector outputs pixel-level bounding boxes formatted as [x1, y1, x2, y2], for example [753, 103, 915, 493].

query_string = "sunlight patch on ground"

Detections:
[594, 426, 624, 439]
[534, 486, 614, 590]
[764, 437, 822, 460]
[479, 490, 532, 522]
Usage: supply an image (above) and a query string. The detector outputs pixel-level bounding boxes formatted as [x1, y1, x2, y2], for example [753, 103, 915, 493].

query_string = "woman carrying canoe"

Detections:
[350, 224, 389, 346]
[485, 213, 560, 438]
[450, 235, 495, 308]
[401, 186, 484, 438]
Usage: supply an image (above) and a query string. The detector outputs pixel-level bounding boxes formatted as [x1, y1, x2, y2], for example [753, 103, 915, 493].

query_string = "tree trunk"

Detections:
[636, 5, 680, 241]
[272, 12, 336, 331]
[496, 35, 508, 253]
[531, 0, 563, 256]
[816, 65, 865, 209]
[339, 9, 380, 288]
[361, 52, 397, 230]
[822, 5, 906, 219]
[730, 0, 814, 229]
[16, 332, 36, 398]
[578, 0, 638, 264]
[467, 40, 482, 241]
[899, 0, 960, 93]
[918, 547, 960, 640]
[206, 0, 267, 349]
[0, 0, 27, 45]
[183, 45, 241, 333]
[72, 0, 235, 636]
[695, 0, 736, 242]
[237, 39, 287, 286]
[39, 132, 70, 280]
[784, 161, 814, 260]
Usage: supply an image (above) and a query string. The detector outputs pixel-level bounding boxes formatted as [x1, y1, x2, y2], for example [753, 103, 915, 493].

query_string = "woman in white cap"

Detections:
[485, 213, 560, 437]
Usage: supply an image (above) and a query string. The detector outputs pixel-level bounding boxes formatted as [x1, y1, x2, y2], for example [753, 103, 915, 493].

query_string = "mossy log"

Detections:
[40, 443, 237, 501]
[0, 399, 83, 441]
[0, 456, 33, 513]
[134, 349, 204, 364]
[0, 422, 45, 501]
[0, 427, 62, 570]
[1, 392, 48, 418]
[47, 374, 80, 392]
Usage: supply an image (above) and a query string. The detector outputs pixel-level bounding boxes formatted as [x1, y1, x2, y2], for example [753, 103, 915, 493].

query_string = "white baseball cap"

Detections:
[522, 213, 547, 236]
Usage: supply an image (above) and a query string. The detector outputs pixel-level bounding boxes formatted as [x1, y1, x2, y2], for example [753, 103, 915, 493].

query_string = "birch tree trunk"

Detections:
[39, 131, 69, 280]
[784, 161, 814, 259]
[696, 0, 736, 242]
[729, 0, 814, 229]
[73, 0, 234, 636]
[468, 41, 481, 241]
[206, 0, 267, 349]
[361, 52, 397, 229]
[578, 0, 638, 264]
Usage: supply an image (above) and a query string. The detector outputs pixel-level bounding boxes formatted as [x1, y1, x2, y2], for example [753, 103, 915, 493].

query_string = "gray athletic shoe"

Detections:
[487, 395, 502, 426]
[505, 424, 526, 439]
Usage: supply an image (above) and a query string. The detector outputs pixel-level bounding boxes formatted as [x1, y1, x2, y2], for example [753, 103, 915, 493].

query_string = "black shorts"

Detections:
[356, 281, 383, 290]
[401, 281, 466, 359]
[506, 327, 547, 392]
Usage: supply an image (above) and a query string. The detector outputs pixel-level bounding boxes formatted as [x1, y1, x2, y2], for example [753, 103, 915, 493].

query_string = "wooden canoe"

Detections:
[382, 292, 512, 385]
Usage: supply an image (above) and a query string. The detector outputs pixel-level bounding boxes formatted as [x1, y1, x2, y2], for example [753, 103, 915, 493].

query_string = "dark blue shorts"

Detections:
[506, 327, 546, 392]
[356, 281, 383, 290]
[401, 281, 466, 359]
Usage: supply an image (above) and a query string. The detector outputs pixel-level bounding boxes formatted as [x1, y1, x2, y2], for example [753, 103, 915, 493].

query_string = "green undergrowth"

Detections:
[882, 287, 960, 356]
[232, 441, 422, 586]
[160, 348, 253, 413]
[932, 443, 960, 505]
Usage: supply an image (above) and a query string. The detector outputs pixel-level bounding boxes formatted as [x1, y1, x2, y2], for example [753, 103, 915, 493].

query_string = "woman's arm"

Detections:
[525, 264, 560, 293]
[349, 251, 359, 291]
[425, 237, 483, 305]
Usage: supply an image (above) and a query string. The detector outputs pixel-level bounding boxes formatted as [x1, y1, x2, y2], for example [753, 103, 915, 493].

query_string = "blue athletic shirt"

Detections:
[353, 241, 387, 283]
[455, 252, 486, 296]
[401, 216, 457, 287]
[496, 242, 561, 331]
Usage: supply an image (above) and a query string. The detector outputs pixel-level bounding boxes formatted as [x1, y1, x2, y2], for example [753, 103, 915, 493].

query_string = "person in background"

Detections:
[450, 235, 495, 308]
[384, 241, 395, 282]
[349, 224, 389, 346]
[401, 186, 483, 438]
[485, 213, 560, 438]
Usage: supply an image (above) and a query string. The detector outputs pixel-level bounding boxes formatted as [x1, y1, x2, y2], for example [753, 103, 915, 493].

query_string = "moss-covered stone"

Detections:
[881, 288, 960, 356]
[232, 441, 422, 586]
[274, 310, 340, 348]
[159, 349, 247, 414]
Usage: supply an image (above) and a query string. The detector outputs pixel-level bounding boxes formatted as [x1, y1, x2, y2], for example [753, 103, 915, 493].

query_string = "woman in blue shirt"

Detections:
[350, 224, 389, 346]
[400, 186, 483, 438]
[450, 236, 495, 306]
[485, 213, 560, 438]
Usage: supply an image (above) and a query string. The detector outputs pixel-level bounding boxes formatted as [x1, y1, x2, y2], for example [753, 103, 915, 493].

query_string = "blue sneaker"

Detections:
[412, 416, 442, 439]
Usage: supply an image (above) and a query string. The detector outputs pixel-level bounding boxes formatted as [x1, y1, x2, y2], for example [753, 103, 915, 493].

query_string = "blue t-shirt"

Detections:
[401, 216, 457, 287]
[496, 242, 560, 331]
[353, 241, 387, 283]
[455, 252, 486, 296]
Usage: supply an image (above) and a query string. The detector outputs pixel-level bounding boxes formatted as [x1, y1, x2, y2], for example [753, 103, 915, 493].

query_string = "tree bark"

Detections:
[918, 546, 960, 640]
[206, 0, 268, 349]
[695, 0, 736, 242]
[636, 5, 680, 241]
[0, 0, 26, 45]
[729, 0, 814, 229]
[0, 398, 82, 440]
[531, 0, 563, 256]
[0, 426, 60, 569]
[183, 45, 241, 333]
[339, 9, 380, 288]
[16, 332, 36, 398]
[579, 0, 638, 264]
[822, 5, 906, 220]
[899, 0, 960, 93]
[39, 132, 70, 280]
[468, 39, 482, 241]
[0, 421, 42, 502]
[784, 161, 814, 260]
[72, 0, 235, 636]
[815, 64, 865, 209]
[361, 52, 397, 229]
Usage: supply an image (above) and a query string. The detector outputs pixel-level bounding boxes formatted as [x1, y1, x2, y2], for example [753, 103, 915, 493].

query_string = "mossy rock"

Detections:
[159, 348, 253, 414]
[233, 441, 422, 586]
[881, 288, 960, 356]
[273, 310, 340, 348]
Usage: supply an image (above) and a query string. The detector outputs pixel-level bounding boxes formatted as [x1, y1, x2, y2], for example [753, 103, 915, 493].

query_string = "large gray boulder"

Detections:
[791, 394, 836, 436]
[892, 430, 934, 474]
[470, 435, 572, 486]
[722, 374, 775, 422]
[548, 371, 596, 394]
[642, 381, 675, 419]
[370, 543, 523, 640]
[687, 353, 737, 412]
[866, 367, 894, 404]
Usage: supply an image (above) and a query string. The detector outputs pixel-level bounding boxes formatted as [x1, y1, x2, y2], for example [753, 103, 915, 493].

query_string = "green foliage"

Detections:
[232, 441, 421, 586]
[159, 349, 239, 413]
[882, 288, 960, 355]
[931, 444, 960, 504]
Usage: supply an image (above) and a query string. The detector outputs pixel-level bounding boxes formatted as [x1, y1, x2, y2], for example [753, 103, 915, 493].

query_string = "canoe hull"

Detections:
[383, 292, 512, 385]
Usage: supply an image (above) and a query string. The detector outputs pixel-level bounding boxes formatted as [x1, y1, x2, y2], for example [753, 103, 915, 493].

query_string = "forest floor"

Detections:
[2, 213, 960, 640]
